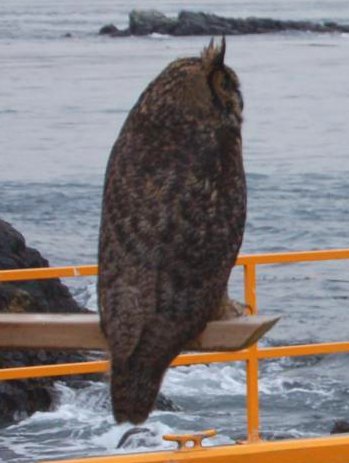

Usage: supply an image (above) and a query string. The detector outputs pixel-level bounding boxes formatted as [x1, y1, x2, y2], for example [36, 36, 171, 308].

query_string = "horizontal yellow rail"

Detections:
[1, 248, 348, 282]
[237, 248, 349, 265]
[0, 264, 97, 282]
[2, 340, 349, 382]
[258, 341, 349, 359]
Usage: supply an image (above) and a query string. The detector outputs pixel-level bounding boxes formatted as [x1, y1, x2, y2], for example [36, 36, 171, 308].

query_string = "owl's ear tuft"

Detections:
[201, 36, 226, 70]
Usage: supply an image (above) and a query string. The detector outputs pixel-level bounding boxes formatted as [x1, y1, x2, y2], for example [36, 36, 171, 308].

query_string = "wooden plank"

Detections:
[0, 313, 279, 351]
[188, 316, 279, 351]
[0, 313, 106, 350]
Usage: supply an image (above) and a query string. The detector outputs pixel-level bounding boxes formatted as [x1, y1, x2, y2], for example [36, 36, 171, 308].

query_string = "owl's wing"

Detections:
[98, 205, 159, 365]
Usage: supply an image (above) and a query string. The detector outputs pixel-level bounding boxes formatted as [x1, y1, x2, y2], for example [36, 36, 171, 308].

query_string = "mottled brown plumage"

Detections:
[98, 38, 246, 424]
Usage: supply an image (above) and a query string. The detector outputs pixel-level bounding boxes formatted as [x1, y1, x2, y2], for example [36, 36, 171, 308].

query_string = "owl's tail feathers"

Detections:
[110, 359, 166, 425]
[110, 317, 185, 425]
[109, 362, 138, 424]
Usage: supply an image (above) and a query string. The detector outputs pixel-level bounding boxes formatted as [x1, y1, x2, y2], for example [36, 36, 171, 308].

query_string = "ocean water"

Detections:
[0, 1, 349, 461]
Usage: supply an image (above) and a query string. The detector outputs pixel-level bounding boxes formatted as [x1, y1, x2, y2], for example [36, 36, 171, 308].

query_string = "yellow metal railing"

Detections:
[1, 249, 349, 461]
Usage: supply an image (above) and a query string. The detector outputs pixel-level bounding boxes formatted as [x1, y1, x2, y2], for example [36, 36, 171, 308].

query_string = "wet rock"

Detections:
[0, 219, 93, 425]
[155, 391, 181, 412]
[331, 420, 349, 434]
[172, 11, 349, 35]
[0, 220, 82, 314]
[117, 426, 157, 449]
[0, 377, 52, 424]
[99, 23, 129, 37]
[129, 9, 176, 35]
[174, 10, 238, 35]
[0, 349, 98, 426]
[99, 9, 349, 38]
[99, 23, 118, 35]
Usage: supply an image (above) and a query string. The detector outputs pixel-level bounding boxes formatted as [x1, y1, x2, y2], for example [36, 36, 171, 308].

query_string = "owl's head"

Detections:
[138, 38, 243, 129]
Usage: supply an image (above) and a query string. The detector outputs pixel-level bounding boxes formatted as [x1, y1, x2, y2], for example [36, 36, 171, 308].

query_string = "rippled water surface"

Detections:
[0, 1, 349, 461]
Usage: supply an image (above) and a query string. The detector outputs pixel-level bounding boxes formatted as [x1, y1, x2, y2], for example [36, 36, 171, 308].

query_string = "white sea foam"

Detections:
[150, 33, 171, 39]
[85, 282, 98, 310]
[162, 363, 246, 397]
[0, 355, 343, 461]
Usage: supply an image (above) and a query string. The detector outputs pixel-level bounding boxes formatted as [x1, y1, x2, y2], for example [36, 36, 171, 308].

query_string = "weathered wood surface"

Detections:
[189, 316, 279, 351]
[0, 313, 279, 351]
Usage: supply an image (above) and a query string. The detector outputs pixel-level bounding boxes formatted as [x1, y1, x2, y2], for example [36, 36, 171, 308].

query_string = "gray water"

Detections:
[0, 1, 349, 461]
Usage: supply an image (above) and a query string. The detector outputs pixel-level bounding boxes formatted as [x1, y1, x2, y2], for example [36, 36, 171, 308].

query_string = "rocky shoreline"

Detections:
[99, 9, 349, 37]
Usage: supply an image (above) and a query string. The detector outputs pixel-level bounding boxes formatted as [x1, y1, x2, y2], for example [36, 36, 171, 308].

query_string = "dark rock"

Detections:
[129, 9, 176, 35]
[99, 23, 129, 37]
[99, 23, 118, 35]
[0, 349, 99, 426]
[0, 377, 52, 424]
[174, 11, 238, 35]
[331, 420, 349, 434]
[0, 220, 82, 314]
[99, 9, 349, 38]
[117, 426, 156, 449]
[0, 218, 93, 425]
[173, 12, 348, 36]
[155, 391, 181, 412]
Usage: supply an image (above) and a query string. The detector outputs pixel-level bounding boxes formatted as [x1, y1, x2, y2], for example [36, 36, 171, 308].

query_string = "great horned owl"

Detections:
[98, 38, 246, 424]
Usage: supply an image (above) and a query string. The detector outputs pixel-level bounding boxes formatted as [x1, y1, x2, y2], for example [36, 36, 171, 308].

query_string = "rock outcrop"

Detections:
[0, 220, 81, 314]
[129, 9, 177, 35]
[99, 9, 349, 37]
[0, 219, 92, 424]
[0, 219, 178, 425]
[99, 23, 129, 37]
[331, 420, 349, 434]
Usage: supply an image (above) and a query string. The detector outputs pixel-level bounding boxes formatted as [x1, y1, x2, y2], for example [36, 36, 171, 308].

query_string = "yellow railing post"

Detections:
[244, 263, 260, 442]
